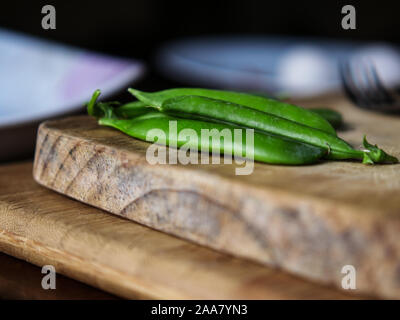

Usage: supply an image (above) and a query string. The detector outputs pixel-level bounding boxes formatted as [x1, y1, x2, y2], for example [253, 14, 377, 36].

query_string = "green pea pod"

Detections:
[115, 100, 151, 118]
[87, 90, 398, 165]
[311, 108, 343, 129]
[128, 88, 337, 135]
[154, 95, 356, 157]
[156, 95, 397, 164]
[98, 112, 326, 165]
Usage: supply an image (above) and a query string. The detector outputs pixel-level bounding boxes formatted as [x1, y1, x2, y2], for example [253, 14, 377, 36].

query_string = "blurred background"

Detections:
[1, 0, 400, 162]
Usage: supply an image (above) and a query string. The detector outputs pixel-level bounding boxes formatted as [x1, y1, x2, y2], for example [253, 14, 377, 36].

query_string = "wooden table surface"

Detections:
[0, 162, 360, 299]
[0, 251, 117, 299]
[30, 92, 400, 298]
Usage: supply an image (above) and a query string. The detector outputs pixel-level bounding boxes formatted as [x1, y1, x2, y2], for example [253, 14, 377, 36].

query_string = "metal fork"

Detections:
[340, 59, 400, 112]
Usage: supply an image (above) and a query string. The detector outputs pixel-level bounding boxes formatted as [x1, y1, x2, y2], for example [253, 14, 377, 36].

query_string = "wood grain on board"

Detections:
[32, 94, 400, 299]
[0, 162, 354, 299]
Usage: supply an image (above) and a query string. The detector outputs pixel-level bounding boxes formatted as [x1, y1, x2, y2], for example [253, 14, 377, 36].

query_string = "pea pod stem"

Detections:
[362, 135, 398, 164]
[87, 89, 103, 117]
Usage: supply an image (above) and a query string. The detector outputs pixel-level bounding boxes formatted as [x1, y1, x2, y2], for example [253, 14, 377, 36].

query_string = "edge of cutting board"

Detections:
[32, 113, 400, 299]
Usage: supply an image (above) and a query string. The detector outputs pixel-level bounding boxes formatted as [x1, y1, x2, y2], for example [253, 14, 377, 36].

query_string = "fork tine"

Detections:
[340, 60, 374, 108]
[357, 60, 384, 107]
[365, 62, 395, 106]
[341, 58, 399, 111]
[340, 61, 366, 107]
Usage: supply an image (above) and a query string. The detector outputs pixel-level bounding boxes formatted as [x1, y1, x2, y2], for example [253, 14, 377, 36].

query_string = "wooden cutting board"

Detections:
[0, 162, 355, 299]
[32, 94, 400, 299]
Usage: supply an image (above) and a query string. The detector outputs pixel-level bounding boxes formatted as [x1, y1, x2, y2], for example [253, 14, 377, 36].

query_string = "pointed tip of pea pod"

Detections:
[128, 88, 163, 109]
[127, 88, 140, 96]
[362, 135, 398, 164]
[128, 88, 147, 102]
[128, 88, 147, 101]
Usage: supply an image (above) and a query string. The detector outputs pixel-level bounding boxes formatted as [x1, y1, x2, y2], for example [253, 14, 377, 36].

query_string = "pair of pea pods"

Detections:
[87, 88, 398, 165]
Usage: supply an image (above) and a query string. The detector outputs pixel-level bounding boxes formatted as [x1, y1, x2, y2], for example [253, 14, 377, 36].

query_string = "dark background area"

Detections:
[0, 1, 399, 299]
[2, 0, 399, 92]
[1, 0, 399, 60]
[1, 0, 400, 164]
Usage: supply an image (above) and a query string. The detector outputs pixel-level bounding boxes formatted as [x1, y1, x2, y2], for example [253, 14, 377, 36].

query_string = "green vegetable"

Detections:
[311, 108, 343, 129]
[115, 101, 150, 118]
[87, 90, 150, 119]
[131, 94, 384, 162]
[87, 89, 398, 165]
[98, 111, 326, 165]
[127, 88, 337, 135]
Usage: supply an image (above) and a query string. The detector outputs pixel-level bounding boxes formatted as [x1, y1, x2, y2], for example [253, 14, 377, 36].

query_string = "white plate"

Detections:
[0, 29, 145, 128]
[0, 29, 145, 161]
[156, 36, 359, 97]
